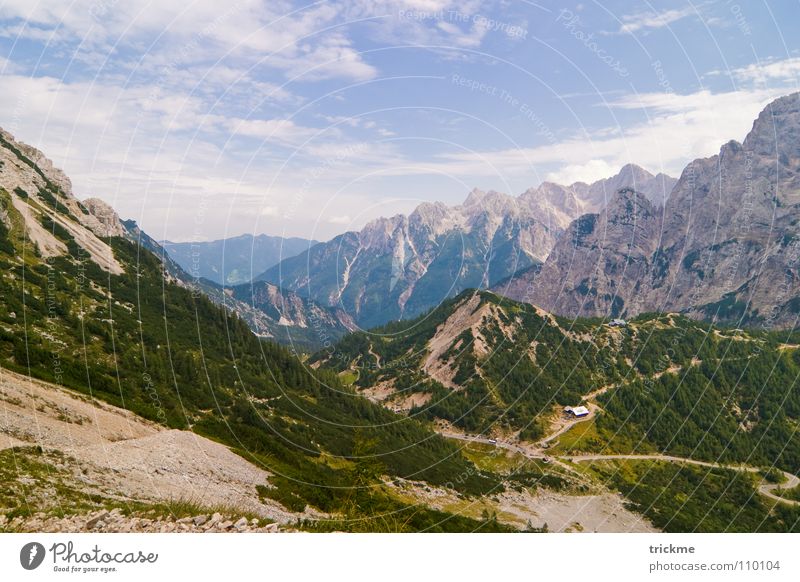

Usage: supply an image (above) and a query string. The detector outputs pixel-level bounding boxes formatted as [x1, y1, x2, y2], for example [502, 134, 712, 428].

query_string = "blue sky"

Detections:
[1, 0, 799, 241]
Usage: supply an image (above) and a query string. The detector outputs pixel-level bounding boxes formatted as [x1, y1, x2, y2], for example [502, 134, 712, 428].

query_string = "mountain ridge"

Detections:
[162, 233, 317, 286]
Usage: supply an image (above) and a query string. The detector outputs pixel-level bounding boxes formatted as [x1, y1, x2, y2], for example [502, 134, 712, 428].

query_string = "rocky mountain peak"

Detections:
[742, 91, 800, 158]
[462, 187, 487, 206]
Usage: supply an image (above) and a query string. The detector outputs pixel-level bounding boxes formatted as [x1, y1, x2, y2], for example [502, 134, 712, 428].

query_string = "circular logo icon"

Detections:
[20, 542, 46, 570]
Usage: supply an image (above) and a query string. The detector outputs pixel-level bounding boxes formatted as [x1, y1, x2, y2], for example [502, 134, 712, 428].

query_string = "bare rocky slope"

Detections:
[0, 367, 302, 532]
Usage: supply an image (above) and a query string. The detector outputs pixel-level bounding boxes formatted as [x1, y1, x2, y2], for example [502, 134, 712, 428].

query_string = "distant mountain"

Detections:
[498, 92, 800, 328]
[259, 165, 673, 328]
[162, 233, 317, 286]
[121, 220, 351, 350]
[519, 163, 677, 230]
[226, 281, 356, 349]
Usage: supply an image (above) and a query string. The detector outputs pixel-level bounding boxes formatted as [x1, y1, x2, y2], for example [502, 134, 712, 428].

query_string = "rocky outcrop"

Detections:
[7, 509, 285, 534]
[81, 197, 128, 237]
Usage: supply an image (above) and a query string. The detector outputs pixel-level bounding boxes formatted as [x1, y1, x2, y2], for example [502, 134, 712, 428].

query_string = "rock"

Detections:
[500, 92, 800, 327]
[192, 515, 208, 526]
[86, 512, 109, 529]
[81, 198, 127, 238]
[234, 517, 248, 530]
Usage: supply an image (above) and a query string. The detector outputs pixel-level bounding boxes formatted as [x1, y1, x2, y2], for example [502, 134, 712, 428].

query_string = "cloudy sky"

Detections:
[1, 0, 798, 242]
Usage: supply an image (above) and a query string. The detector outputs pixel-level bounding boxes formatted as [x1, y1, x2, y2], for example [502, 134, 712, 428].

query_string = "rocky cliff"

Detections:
[499, 92, 800, 327]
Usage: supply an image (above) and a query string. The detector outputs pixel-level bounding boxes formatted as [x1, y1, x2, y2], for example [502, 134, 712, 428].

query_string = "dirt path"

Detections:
[442, 429, 800, 509]
[562, 454, 800, 507]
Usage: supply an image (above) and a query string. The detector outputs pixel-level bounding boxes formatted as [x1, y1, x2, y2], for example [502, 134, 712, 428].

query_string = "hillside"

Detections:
[314, 289, 800, 476]
[0, 367, 298, 531]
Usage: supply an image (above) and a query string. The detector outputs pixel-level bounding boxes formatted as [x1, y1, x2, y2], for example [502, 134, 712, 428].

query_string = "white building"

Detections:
[564, 405, 590, 418]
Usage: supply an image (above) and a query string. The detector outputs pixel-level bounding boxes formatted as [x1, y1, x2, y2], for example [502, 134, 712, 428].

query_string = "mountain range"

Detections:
[4, 94, 800, 533]
[256, 164, 676, 329]
[162, 233, 316, 286]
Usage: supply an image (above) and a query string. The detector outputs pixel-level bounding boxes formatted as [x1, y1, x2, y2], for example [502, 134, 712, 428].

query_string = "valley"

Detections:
[3, 94, 800, 534]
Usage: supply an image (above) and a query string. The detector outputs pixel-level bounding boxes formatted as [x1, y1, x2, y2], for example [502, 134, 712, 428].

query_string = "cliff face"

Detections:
[648, 93, 800, 325]
[507, 188, 661, 318]
[499, 92, 800, 327]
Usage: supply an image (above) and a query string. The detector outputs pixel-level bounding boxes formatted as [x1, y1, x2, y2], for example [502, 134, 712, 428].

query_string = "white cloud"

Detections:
[260, 205, 279, 217]
[348, 88, 789, 186]
[617, 6, 699, 34]
[545, 159, 618, 185]
[328, 215, 352, 224]
[723, 57, 800, 85]
[0, 0, 378, 82]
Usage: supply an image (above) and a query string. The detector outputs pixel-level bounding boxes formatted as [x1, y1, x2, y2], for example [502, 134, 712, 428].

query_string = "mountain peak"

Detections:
[742, 92, 800, 158]
[463, 187, 487, 206]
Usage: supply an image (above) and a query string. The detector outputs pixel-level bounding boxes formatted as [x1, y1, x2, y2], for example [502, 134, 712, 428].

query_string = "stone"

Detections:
[86, 512, 109, 529]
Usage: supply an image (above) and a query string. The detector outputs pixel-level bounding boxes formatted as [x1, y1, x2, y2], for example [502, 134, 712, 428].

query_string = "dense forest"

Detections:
[314, 291, 800, 475]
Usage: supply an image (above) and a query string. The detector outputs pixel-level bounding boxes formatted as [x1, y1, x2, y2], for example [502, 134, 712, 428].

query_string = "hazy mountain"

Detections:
[259, 165, 674, 328]
[519, 163, 677, 230]
[162, 233, 317, 286]
[498, 92, 800, 328]
[118, 220, 351, 350]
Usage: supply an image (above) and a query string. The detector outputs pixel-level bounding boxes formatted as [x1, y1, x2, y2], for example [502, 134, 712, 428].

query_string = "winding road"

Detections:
[562, 454, 800, 507]
[442, 432, 800, 507]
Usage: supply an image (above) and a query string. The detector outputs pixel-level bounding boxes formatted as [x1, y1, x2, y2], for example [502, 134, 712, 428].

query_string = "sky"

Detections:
[1, 0, 799, 242]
